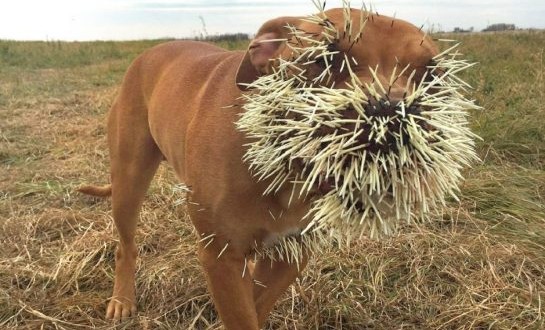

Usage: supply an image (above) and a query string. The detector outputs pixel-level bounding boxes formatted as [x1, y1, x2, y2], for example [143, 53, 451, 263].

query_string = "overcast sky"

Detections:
[1, 0, 544, 41]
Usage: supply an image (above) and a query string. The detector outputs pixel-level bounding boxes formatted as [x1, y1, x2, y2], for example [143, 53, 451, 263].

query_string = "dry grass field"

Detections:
[1, 31, 544, 329]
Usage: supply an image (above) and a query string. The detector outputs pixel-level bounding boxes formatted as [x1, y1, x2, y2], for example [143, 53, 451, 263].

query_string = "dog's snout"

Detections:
[344, 94, 423, 154]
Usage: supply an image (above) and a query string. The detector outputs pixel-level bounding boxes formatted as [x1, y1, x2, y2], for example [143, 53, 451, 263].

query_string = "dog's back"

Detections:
[112, 41, 247, 182]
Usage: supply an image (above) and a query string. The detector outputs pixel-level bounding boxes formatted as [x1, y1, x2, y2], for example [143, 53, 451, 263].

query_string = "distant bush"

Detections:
[483, 23, 516, 32]
[452, 27, 474, 33]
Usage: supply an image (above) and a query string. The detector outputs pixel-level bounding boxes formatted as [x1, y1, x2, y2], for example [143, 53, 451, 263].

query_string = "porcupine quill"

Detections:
[234, 0, 480, 264]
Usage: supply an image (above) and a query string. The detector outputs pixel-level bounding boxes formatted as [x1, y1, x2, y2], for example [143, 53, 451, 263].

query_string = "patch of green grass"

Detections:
[460, 164, 545, 252]
[451, 31, 545, 168]
[0, 39, 169, 70]
[0, 39, 249, 109]
[462, 165, 544, 221]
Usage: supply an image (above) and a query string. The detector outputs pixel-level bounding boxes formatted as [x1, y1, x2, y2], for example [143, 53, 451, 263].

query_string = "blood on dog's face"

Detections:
[236, 8, 480, 239]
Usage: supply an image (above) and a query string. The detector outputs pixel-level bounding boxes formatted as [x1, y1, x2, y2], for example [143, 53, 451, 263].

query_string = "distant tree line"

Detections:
[451, 23, 518, 33]
[453, 27, 475, 33]
[482, 24, 516, 32]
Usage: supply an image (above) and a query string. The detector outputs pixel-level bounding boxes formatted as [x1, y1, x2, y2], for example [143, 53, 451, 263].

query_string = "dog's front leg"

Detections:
[252, 256, 309, 328]
[198, 245, 259, 330]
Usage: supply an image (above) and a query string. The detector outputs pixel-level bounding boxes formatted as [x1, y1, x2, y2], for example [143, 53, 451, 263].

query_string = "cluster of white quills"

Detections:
[236, 1, 480, 263]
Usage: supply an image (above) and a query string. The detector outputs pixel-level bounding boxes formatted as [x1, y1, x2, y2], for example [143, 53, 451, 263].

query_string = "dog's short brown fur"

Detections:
[80, 8, 437, 329]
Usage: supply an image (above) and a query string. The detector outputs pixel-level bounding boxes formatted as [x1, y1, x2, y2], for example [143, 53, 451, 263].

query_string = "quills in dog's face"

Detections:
[237, 1, 480, 244]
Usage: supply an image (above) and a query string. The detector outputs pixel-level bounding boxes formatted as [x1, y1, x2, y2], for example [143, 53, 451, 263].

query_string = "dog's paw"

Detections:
[105, 296, 137, 320]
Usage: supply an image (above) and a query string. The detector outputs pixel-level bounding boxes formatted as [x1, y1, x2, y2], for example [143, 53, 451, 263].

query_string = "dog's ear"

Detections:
[236, 17, 301, 90]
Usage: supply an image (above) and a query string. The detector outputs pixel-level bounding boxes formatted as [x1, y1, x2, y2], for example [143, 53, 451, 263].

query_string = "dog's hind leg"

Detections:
[105, 94, 163, 320]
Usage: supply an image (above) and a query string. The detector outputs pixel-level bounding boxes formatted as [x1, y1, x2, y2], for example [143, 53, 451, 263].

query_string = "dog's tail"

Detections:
[78, 184, 112, 197]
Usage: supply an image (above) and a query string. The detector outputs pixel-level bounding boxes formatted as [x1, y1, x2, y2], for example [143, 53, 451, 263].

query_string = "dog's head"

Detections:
[236, 7, 480, 238]
[237, 8, 436, 92]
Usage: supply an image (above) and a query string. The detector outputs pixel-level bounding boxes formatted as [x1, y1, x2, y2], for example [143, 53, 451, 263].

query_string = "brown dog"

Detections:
[80, 8, 438, 329]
